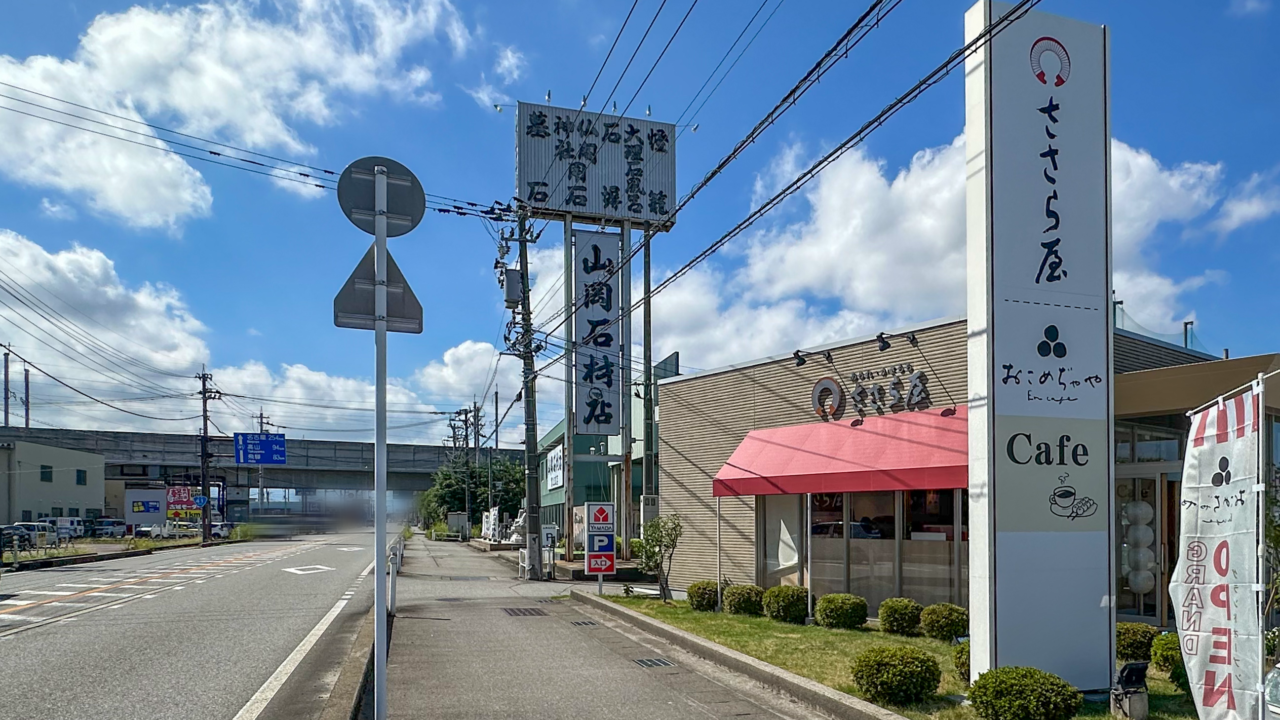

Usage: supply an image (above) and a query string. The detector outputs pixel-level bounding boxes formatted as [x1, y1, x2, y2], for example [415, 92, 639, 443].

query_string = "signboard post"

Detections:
[234, 433, 287, 465]
[334, 155, 425, 720]
[584, 502, 616, 594]
[965, 1, 1113, 689]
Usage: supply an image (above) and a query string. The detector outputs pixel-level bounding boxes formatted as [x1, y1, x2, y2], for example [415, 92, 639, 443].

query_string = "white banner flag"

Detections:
[1170, 385, 1265, 720]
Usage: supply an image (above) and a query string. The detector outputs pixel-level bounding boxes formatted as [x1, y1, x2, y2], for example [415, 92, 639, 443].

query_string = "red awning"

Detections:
[713, 405, 968, 497]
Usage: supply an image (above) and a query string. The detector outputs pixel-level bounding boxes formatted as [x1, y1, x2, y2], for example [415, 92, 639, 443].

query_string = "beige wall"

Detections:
[1, 441, 106, 523]
[660, 319, 968, 590]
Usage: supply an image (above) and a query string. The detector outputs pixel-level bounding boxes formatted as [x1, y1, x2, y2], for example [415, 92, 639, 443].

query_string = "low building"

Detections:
[657, 316, 1278, 628]
[0, 440, 106, 523]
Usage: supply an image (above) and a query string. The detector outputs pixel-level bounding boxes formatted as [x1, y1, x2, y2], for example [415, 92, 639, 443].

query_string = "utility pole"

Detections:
[23, 364, 29, 429]
[197, 370, 216, 542]
[473, 400, 482, 519]
[642, 224, 655, 510]
[3, 349, 9, 427]
[257, 408, 269, 518]
[518, 213, 543, 579]
[490, 390, 498, 516]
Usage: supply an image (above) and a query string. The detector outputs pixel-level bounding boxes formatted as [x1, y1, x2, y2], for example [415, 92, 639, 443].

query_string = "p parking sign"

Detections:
[584, 502, 616, 577]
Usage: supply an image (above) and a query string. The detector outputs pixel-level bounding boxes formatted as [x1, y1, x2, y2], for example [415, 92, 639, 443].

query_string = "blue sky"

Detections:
[0, 0, 1275, 440]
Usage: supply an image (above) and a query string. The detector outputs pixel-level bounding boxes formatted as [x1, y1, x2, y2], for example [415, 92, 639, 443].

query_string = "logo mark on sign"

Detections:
[1030, 37, 1071, 87]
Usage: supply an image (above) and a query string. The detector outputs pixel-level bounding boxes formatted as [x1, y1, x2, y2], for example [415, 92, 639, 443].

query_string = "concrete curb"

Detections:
[4, 548, 152, 572]
[320, 605, 377, 720]
[200, 538, 249, 548]
[570, 589, 908, 720]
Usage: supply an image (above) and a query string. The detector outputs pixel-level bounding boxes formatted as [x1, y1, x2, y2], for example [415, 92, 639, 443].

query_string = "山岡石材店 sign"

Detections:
[966, 0, 1113, 690]
[516, 102, 676, 226]
[573, 231, 621, 436]
[1170, 386, 1265, 720]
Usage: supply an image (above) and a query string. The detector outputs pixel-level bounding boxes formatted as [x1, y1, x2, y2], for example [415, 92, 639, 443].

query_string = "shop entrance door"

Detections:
[1115, 464, 1180, 625]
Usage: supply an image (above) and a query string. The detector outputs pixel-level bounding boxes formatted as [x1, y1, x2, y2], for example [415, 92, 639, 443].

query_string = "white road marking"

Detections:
[282, 565, 334, 575]
[49, 602, 91, 607]
[173, 586, 186, 590]
[231, 597, 348, 720]
[0, 614, 39, 622]
[57, 584, 109, 589]
[17, 590, 75, 596]
[359, 561, 374, 577]
[0, 600, 32, 606]
[88, 592, 136, 598]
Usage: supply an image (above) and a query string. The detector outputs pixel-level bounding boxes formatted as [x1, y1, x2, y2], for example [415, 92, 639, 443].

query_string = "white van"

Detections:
[45, 517, 85, 539]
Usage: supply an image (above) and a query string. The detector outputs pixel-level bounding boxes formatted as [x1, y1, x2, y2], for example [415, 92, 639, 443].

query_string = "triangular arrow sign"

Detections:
[333, 243, 423, 334]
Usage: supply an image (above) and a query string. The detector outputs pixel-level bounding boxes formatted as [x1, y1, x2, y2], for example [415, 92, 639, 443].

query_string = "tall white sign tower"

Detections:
[966, 1, 1114, 690]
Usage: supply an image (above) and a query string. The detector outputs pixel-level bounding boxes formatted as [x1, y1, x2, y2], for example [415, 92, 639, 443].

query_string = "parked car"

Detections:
[94, 519, 127, 539]
[44, 516, 86, 539]
[210, 522, 235, 539]
[15, 522, 59, 547]
[174, 522, 202, 538]
[0, 525, 33, 550]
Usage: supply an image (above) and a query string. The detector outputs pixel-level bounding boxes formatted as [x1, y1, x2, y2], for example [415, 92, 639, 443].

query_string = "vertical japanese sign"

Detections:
[1170, 386, 1264, 720]
[516, 102, 676, 226]
[965, 1, 1113, 690]
[574, 230, 621, 436]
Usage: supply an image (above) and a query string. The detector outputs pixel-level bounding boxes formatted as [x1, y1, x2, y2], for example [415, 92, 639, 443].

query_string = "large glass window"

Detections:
[1115, 426, 1134, 464]
[810, 493, 844, 597]
[903, 490, 957, 607]
[1116, 477, 1159, 619]
[1134, 427, 1181, 463]
[40, 465, 53, 482]
[848, 492, 896, 613]
[762, 494, 802, 587]
[959, 490, 969, 608]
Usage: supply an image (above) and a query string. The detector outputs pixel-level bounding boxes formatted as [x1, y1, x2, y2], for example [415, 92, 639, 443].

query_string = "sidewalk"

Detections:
[385, 538, 812, 720]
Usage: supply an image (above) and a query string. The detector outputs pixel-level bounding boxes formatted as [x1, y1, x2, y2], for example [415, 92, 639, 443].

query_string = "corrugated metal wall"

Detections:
[660, 320, 969, 591]
[1114, 331, 1214, 372]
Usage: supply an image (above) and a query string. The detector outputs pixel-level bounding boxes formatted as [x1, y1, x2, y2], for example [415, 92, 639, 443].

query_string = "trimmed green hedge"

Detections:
[969, 666, 1081, 720]
[814, 593, 868, 630]
[878, 597, 923, 635]
[686, 580, 719, 612]
[850, 645, 941, 705]
[954, 639, 970, 684]
[920, 602, 968, 641]
[722, 584, 764, 616]
[763, 585, 808, 624]
[1151, 632, 1190, 695]
[1117, 622, 1160, 661]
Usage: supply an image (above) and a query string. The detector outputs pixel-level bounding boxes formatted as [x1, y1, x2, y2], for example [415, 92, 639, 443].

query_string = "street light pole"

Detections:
[372, 164, 390, 720]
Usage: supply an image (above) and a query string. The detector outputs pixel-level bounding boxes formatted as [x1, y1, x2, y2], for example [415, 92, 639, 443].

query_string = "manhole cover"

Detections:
[634, 658, 675, 668]
[571, 620, 597, 626]
[502, 608, 549, 617]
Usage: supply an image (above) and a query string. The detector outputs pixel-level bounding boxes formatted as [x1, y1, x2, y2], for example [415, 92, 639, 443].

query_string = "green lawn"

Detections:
[610, 597, 1197, 720]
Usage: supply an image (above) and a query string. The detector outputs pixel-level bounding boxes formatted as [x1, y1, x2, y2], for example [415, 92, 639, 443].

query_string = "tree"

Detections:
[635, 515, 683, 602]
[415, 456, 527, 529]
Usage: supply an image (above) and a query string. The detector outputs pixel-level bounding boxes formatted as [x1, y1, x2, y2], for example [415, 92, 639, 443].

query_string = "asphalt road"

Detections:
[0, 532, 375, 720]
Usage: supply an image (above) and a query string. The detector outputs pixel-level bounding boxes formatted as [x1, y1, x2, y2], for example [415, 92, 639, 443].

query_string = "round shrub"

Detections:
[849, 645, 941, 705]
[815, 593, 868, 629]
[1116, 622, 1159, 661]
[763, 585, 809, 624]
[878, 597, 923, 635]
[686, 580, 719, 612]
[954, 640, 970, 684]
[969, 666, 1081, 720]
[1268, 627, 1280, 656]
[920, 602, 968, 641]
[1150, 632, 1181, 672]
[722, 584, 764, 616]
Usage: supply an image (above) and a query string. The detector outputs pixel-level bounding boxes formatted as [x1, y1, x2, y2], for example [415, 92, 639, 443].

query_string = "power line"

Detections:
[534, 0, 903, 339]
[673, 0, 772, 128]
[4, 347, 201, 422]
[677, 0, 785, 135]
[616, 0, 700, 120]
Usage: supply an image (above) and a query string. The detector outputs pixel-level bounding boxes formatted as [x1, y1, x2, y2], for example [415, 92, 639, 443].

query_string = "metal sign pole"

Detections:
[372, 165, 389, 720]
[563, 215, 575, 564]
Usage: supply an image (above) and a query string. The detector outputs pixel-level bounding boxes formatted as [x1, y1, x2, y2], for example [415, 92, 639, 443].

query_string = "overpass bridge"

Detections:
[0, 427, 520, 493]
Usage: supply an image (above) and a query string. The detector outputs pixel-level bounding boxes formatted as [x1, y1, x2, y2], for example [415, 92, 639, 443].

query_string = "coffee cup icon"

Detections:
[1050, 486, 1077, 517]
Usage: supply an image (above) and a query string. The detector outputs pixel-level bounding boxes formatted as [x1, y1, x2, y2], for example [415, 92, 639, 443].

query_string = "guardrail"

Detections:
[387, 533, 406, 616]
[429, 530, 461, 542]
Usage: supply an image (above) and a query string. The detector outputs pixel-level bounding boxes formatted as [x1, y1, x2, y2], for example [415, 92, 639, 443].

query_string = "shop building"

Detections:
[0, 440, 105, 523]
[658, 316, 1278, 625]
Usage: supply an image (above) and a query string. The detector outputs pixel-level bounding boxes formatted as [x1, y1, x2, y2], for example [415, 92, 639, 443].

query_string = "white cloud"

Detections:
[0, 0, 470, 230]
[652, 135, 1232, 371]
[494, 46, 526, 85]
[1209, 171, 1280, 235]
[1229, 0, 1271, 15]
[462, 74, 510, 109]
[39, 198, 76, 221]
[247, 327, 262, 337]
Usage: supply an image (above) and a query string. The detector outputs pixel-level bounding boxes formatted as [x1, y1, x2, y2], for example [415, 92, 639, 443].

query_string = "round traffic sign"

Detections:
[336, 156, 425, 237]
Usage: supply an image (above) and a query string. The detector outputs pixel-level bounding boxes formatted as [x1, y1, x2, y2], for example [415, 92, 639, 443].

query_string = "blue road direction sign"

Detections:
[194, 495, 208, 509]
[234, 433, 287, 465]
